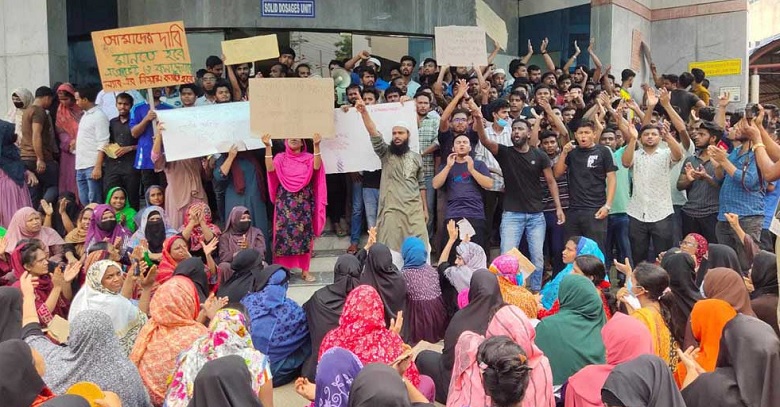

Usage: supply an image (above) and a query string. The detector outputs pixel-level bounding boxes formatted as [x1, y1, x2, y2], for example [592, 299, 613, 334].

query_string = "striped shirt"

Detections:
[475, 123, 513, 192]
[418, 114, 440, 178]
[680, 154, 721, 217]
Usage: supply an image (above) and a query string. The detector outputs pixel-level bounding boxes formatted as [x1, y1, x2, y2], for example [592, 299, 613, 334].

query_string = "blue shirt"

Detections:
[763, 182, 780, 229]
[350, 73, 390, 91]
[718, 147, 765, 221]
[129, 102, 174, 170]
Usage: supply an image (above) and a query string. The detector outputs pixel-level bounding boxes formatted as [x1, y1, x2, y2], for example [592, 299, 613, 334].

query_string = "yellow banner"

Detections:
[91, 21, 194, 91]
[687, 58, 742, 77]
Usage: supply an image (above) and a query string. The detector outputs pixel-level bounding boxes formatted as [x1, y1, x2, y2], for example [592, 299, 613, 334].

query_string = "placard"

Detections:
[222, 34, 280, 65]
[719, 86, 741, 102]
[475, 0, 508, 51]
[435, 26, 488, 67]
[320, 102, 419, 174]
[688, 58, 742, 77]
[631, 30, 643, 72]
[91, 21, 194, 91]
[156, 102, 265, 162]
[249, 78, 336, 139]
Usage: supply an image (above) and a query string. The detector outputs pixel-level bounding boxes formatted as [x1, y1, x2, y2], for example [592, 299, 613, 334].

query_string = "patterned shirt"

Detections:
[418, 113, 440, 178]
[541, 154, 569, 211]
[718, 147, 765, 221]
[475, 123, 513, 192]
[627, 148, 676, 223]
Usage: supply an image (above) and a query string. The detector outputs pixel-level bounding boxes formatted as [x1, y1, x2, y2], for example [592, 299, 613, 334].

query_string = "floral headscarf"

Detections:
[687, 233, 709, 268]
[445, 242, 487, 292]
[180, 201, 221, 251]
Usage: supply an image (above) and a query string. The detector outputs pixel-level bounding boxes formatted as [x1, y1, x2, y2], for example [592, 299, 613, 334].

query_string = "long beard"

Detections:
[512, 137, 528, 148]
[389, 139, 410, 156]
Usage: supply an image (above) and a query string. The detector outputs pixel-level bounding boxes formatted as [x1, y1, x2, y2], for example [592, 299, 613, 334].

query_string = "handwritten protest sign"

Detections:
[321, 102, 419, 174]
[435, 26, 488, 67]
[249, 78, 336, 139]
[475, 0, 508, 50]
[222, 34, 280, 65]
[91, 21, 194, 91]
[156, 102, 264, 162]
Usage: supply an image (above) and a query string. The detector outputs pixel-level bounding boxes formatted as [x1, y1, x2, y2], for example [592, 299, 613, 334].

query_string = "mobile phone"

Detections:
[745, 103, 758, 120]
[132, 261, 141, 276]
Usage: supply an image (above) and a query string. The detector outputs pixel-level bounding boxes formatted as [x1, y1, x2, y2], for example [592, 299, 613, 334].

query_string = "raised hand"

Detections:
[20, 271, 37, 298]
[573, 40, 580, 55]
[365, 226, 377, 251]
[645, 88, 659, 107]
[202, 237, 218, 256]
[446, 153, 457, 168]
[63, 260, 82, 283]
[140, 265, 157, 289]
[40, 200, 53, 216]
[313, 132, 322, 145]
[613, 257, 633, 277]
[227, 144, 239, 160]
[588, 37, 595, 52]
[540, 38, 549, 53]
[527, 39, 533, 54]
[658, 87, 671, 106]
[718, 92, 730, 108]
[446, 219, 458, 241]
[388, 311, 404, 335]
[456, 78, 469, 98]
[262, 133, 272, 147]
[684, 162, 697, 182]
[464, 155, 475, 172]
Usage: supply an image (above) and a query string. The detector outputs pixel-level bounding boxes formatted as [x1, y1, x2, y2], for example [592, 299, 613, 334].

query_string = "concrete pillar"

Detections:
[0, 0, 68, 117]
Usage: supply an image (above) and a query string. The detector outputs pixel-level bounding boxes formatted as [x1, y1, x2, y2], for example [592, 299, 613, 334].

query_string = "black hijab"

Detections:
[0, 339, 47, 407]
[52, 192, 80, 237]
[41, 395, 90, 406]
[750, 251, 778, 299]
[682, 315, 780, 407]
[188, 355, 263, 407]
[348, 363, 413, 407]
[661, 251, 703, 342]
[0, 287, 21, 342]
[359, 244, 407, 328]
[601, 355, 686, 407]
[216, 249, 264, 303]
[173, 257, 210, 302]
[250, 264, 290, 293]
[0, 119, 25, 187]
[699, 244, 742, 286]
[302, 254, 362, 380]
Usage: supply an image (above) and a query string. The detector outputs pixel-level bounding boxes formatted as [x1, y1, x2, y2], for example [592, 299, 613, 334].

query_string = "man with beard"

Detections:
[539, 130, 569, 274]
[400, 55, 420, 97]
[103, 92, 141, 209]
[227, 62, 251, 101]
[357, 94, 428, 254]
[130, 87, 174, 192]
[478, 118, 564, 291]
[196, 72, 218, 105]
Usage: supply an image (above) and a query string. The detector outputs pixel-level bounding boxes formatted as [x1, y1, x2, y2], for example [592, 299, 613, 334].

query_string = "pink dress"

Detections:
[0, 169, 32, 227]
[57, 131, 77, 196]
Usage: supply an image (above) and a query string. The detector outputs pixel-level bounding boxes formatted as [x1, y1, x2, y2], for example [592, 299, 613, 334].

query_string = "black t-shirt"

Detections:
[438, 129, 479, 158]
[495, 145, 551, 213]
[655, 89, 701, 122]
[363, 170, 381, 189]
[108, 116, 137, 167]
[564, 144, 617, 209]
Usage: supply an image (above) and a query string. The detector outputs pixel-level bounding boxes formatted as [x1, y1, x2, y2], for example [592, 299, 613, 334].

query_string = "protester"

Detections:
[602, 355, 686, 407]
[749, 251, 779, 335]
[539, 236, 604, 311]
[358, 242, 408, 332]
[0, 119, 33, 226]
[50, 192, 79, 237]
[295, 347, 364, 406]
[130, 88, 174, 193]
[674, 299, 737, 386]
[103, 93, 140, 209]
[216, 248, 264, 302]
[156, 235, 191, 283]
[105, 187, 137, 232]
[125, 206, 177, 259]
[399, 236, 448, 344]
[6, 88, 33, 137]
[20, 86, 58, 206]
[0, 339, 56, 406]
[218, 206, 266, 265]
[348, 363, 433, 407]
[3, 207, 65, 260]
[179, 201, 220, 260]
[85, 204, 131, 249]
[187, 355, 264, 407]
[487, 254, 537, 318]
[214, 145, 269, 241]
[702, 267, 756, 316]
[54, 83, 83, 198]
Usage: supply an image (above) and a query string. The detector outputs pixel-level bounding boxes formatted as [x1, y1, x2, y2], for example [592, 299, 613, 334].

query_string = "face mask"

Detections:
[496, 118, 509, 128]
[235, 220, 251, 234]
[145, 219, 165, 235]
[98, 219, 117, 232]
[13, 101, 24, 108]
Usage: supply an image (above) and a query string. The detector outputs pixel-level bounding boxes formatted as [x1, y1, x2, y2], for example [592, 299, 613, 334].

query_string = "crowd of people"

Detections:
[0, 37, 779, 407]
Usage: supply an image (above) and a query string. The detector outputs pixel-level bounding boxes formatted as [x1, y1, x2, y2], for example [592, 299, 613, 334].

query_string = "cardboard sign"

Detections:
[475, 0, 508, 51]
[222, 34, 280, 65]
[631, 30, 643, 72]
[435, 26, 488, 67]
[249, 78, 336, 139]
[91, 21, 194, 91]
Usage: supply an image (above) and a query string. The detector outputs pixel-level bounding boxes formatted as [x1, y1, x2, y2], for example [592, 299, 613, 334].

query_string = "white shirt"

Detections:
[627, 147, 676, 223]
[195, 96, 215, 106]
[75, 106, 110, 170]
[475, 122, 513, 192]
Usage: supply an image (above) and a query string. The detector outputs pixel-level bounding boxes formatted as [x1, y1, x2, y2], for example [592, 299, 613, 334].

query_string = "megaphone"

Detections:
[331, 67, 352, 105]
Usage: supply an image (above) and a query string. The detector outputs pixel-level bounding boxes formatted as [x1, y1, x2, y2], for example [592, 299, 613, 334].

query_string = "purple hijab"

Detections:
[314, 347, 364, 407]
[85, 204, 131, 249]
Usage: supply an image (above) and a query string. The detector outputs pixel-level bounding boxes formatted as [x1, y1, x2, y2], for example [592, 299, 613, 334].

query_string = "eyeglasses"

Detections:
[452, 118, 468, 123]
[679, 240, 697, 248]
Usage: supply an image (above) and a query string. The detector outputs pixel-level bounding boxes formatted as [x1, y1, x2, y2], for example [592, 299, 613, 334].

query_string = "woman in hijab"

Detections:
[318, 285, 430, 398]
[400, 236, 448, 344]
[565, 313, 653, 407]
[54, 83, 82, 197]
[535, 274, 607, 386]
[241, 265, 310, 386]
[85, 204, 131, 250]
[50, 192, 79, 237]
[67, 260, 150, 355]
[265, 136, 327, 282]
[187, 355, 263, 407]
[302, 254, 362, 380]
[702, 268, 755, 316]
[442, 241, 486, 302]
[3, 207, 65, 260]
[660, 251, 703, 342]
[63, 206, 94, 262]
[133, 186, 165, 227]
[214, 146, 269, 242]
[0, 286, 21, 342]
[486, 254, 537, 319]
[173, 257, 211, 303]
[539, 236, 604, 311]
[295, 347, 364, 407]
[749, 251, 779, 336]
[219, 206, 266, 265]
[348, 363, 434, 407]
[539, 254, 614, 320]
[124, 206, 177, 261]
[180, 202, 220, 259]
[679, 233, 708, 273]
[0, 339, 55, 406]
[130, 276, 209, 405]
[417, 270, 503, 403]
[674, 299, 737, 387]
[217, 249, 265, 303]
[450, 305, 555, 407]
[105, 187, 137, 232]
[164, 307, 273, 407]
[680, 315, 780, 407]
[698, 243, 742, 286]
[602, 355, 686, 407]
[6, 88, 33, 137]
[359, 242, 408, 331]
[0, 120, 33, 226]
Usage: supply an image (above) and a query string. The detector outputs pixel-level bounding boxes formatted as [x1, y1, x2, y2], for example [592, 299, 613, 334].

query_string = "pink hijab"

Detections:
[3, 207, 64, 254]
[564, 312, 654, 407]
[267, 140, 326, 236]
[449, 305, 555, 407]
[55, 83, 82, 138]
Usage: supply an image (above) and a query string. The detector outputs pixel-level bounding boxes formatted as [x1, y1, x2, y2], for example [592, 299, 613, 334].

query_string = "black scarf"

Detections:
[359, 244, 407, 329]
[0, 340, 48, 407]
[173, 257, 210, 303]
[216, 249, 264, 303]
[188, 355, 263, 407]
[0, 287, 21, 342]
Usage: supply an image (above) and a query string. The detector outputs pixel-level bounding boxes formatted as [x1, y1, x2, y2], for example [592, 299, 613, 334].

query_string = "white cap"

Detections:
[393, 121, 412, 133]
[493, 69, 506, 76]
[367, 57, 382, 68]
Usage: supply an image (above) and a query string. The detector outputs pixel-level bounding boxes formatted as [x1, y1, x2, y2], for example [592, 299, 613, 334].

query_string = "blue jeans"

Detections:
[543, 210, 566, 275]
[606, 213, 632, 285]
[363, 188, 380, 228]
[500, 211, 546, 291]
[76, 167, 103, 205]
[350, 181, 364, 244]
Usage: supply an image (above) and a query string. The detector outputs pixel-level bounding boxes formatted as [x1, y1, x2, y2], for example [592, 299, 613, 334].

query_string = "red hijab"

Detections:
[157, 235, 186, 283]
[54, 83, 82, 138]
[10, 243, 68, 325]
[687, 233, 709, 268]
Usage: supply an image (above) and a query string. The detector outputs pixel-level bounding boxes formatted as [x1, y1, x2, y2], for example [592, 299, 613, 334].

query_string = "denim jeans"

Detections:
[543, 210, 567, 275]
[500, 211, 546, 291]
[76, 167, 103, 205]
[606, 213, 632, 285]
[363, 188, 380, 228]
[350, 181, 364, 244]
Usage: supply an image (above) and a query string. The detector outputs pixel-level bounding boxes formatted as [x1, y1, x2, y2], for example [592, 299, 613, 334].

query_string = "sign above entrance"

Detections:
[261, 0, 315, 18]
[688, 58, 742, 77]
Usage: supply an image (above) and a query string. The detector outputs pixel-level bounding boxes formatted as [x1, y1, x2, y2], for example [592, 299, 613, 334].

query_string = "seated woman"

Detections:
[450, 305, 554, 407]
[188, 355, 263, 407]
[358, 242, 407, 333]
[63, 206, 94, 263]
[133, 185, 165, 227]
[659, 251, 703, 345]
[0, 339, 56, 406]
[294, 347, 364, 405]
[164, 307, 273, 407]
[130, 276, 216, 405]
[538, 236, 603, 311]
[416, 270, 503, 403]
[19, 274, 150, 407]
[173, 257, 213, 303]
[301, 254, 361, 380]
[318, 285, 432, 400]
[486, 254, 537, 319]
[476, 336, 536, 407]
[535, 274, 606, 386]
[437, 220, 487, 315]
[602, 355, 686, 407]
[85, 204, 131, 251]
[125, 206, 177, 262]
[67, 259, 153, 355]
[48, 192, 79, 237]
[701, 267, 756, 317]
[10, 240, 80, 326]
[216, 249, 264, 303]
[400, 236, 448, 344]
[2, 207, 65, 263]
[349, 363, 434, 407]
[749, 251, 779, 336]
[157, 234, 217, 284]
[565, 312, 653, 407]
[179, 201, 220, 261]
[241, 265, 310, 387]
[539, 254, 615, 319]
[218, 206, 266, 266]
[105, 187, 137, 232]
[674, 299, 736, 387]
[678, 233, 708, 284]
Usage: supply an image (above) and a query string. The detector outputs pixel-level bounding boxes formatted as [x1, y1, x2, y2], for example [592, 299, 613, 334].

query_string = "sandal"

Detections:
[301, 272, 317, 282]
